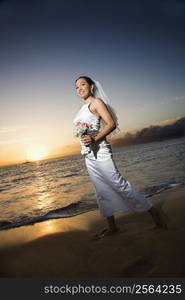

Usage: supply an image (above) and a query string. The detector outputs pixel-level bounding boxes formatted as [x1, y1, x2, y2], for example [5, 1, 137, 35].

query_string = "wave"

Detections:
[0, 200, 97, 231]
[144, 182, 184, 198]
[61, 173, 79, 178]
[10, 175, 37, 183]
[0, 181, 184, 231]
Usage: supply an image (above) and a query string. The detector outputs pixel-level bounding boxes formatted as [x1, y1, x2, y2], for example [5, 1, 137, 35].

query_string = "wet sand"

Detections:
[0, 185, 185, 277]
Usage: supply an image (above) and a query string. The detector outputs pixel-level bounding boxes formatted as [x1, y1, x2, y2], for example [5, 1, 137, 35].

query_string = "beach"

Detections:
[0, 184, 185, 278]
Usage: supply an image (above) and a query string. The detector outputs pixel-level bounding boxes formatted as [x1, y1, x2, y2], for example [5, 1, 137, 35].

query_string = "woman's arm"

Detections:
[81, 99, 116, 145]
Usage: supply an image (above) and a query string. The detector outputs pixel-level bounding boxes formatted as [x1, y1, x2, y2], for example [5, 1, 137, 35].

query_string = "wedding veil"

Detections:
[92, 80, 120, 138]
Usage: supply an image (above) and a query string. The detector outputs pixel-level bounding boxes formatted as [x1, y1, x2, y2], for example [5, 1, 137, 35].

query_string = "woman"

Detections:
[73, 76, 167, 239]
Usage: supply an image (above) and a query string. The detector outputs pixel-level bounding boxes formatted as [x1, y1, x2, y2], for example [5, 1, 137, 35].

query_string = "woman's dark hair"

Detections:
[75, 76, 94, 86]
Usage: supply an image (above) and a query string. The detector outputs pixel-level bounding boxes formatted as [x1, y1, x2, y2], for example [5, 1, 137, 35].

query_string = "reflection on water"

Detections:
[34, 167, 52, 210]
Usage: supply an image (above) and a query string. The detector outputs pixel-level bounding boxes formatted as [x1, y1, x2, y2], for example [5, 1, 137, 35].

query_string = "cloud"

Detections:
[174, 96, 185, 101]
[150, 117, 182, 126]
[0, 127, 16, 133]
[0, 137, 32, 145]
[111, 116, 185, 147]
[160, 95, 185, 105]
[0, 124, 31, 145]
[0, 125, 28, 133]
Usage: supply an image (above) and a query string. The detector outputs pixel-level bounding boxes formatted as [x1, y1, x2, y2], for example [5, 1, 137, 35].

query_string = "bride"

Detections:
[73, 76, 167, 239]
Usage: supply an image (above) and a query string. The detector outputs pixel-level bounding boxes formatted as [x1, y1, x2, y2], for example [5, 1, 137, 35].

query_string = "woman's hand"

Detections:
[81, 135, 95, 146]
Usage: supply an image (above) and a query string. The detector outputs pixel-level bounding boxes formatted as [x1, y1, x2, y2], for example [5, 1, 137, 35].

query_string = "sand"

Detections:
[0, 185, 185, 278]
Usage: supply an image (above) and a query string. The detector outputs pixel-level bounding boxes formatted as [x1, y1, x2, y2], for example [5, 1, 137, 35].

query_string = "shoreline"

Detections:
[0, 185, 185, 277]
[0, 182, 184, 232]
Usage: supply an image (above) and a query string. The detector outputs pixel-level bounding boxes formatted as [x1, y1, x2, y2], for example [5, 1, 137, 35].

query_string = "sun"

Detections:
[26, 145, 49, 162]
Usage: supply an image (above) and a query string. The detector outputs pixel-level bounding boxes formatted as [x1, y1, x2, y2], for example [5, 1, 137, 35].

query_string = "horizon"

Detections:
[0, 116, 184, 167]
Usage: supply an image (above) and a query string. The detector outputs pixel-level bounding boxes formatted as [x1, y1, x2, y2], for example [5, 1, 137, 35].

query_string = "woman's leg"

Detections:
[93, 207, 167, 239]
[107, 215, 119, 232]
[93, 215, 119, 239]
[148, 206, 168, 229]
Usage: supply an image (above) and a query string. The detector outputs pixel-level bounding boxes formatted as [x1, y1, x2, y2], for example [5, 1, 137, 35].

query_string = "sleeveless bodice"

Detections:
[73, 103, 111, 158]
[73, 103, 101, 135]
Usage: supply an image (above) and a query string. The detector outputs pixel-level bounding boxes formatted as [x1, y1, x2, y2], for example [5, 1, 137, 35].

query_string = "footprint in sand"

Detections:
[120, 256, 155, 277]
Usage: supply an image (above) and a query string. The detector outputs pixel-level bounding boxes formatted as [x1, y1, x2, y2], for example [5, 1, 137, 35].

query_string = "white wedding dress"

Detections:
[73, 103, 153, 217]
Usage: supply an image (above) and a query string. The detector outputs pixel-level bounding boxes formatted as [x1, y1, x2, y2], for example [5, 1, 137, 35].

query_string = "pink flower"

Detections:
[76, 122, 90, 127]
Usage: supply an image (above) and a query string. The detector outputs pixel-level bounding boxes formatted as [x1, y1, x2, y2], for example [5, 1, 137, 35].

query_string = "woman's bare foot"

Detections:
[92, 227, 120, 240]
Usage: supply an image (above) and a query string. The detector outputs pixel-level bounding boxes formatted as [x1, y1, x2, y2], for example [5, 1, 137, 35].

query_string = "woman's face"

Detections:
[75, 78, 92, 99]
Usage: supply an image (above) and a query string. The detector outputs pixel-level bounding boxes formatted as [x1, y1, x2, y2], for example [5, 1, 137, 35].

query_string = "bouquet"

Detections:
[73, 122, 92, 155]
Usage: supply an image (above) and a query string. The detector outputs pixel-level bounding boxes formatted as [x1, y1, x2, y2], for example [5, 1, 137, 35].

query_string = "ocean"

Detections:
[0, 136, 185, 230]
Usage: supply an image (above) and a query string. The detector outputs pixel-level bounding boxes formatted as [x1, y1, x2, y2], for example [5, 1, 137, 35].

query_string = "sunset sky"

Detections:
[0, 0, 185, 166]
